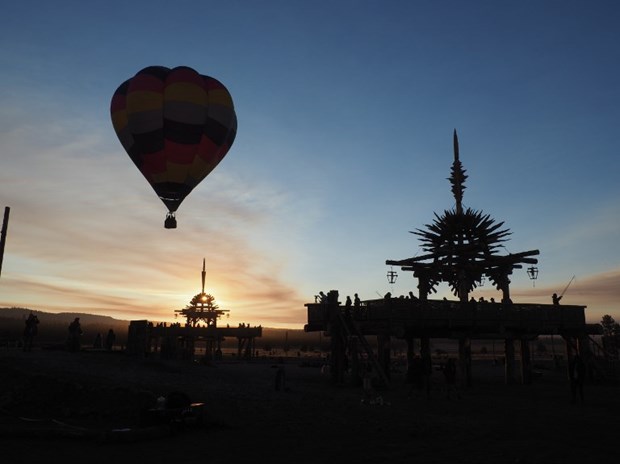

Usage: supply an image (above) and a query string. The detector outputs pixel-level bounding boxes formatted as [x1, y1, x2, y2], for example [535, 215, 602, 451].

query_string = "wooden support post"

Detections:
[406, 336, 415, 383]
[349, 337, 361, 386]
[330, 325, 346, 385]
[520, 339, 532, 385]
[458, 338, 472, 388]
[0, 206, 9, 279]
[565, 336, 576, 381]
[377, 334, 391, 380]
[505, 338, 516, 384]
[421, 336, 432, 395]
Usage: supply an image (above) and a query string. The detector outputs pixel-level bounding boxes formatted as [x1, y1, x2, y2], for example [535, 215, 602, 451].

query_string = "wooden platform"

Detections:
[305, 298, 600, 339]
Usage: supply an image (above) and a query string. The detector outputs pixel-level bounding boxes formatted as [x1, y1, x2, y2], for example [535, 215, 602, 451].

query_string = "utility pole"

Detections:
[0, 207, 9, 279]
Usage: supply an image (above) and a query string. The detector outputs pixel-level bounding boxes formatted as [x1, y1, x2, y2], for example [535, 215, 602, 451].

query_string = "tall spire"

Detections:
[201, 258, 206, 294]
[449, 129, 468, 214]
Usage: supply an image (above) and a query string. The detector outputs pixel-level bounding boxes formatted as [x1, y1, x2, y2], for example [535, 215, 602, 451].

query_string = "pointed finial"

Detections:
[201, 258, 206, 294]
[449, 129, 467, 215]
[453, 129, 459, 161]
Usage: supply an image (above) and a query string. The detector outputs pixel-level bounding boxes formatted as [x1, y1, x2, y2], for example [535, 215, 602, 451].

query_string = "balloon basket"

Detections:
[164, 214, 177, 229]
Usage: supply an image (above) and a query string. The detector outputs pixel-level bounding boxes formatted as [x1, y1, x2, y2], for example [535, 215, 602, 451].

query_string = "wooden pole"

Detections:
[520, 339, 532, 385]
[0, 206, 9, 278]
[505, 338, 516, 384]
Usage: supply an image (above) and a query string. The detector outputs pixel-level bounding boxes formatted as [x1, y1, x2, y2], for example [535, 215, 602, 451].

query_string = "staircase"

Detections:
[337, 310, 390, 388]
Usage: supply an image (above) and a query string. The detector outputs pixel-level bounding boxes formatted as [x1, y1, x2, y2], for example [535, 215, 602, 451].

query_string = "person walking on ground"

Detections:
[105, 328, 116, 351]
[67, 317, 82, 352]
[23, 313, 39, 352]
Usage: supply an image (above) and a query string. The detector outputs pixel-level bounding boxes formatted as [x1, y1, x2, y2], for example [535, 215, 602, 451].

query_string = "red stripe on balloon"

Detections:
[197, 134, 219, 161]
[110, 93, 127, 112]
[129, 74, 165, 93]
[164, 139, 197, 164]
[166, 67, 203, 86]
[141, 150, 167, 176]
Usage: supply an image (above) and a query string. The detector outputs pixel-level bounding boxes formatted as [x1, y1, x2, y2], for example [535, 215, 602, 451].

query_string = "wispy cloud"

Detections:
[0, 118, 314, 328]
[508, 268, 620, 323]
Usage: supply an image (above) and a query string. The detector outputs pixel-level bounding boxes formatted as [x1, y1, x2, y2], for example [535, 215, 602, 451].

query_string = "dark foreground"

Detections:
[0, 349, 617, 464]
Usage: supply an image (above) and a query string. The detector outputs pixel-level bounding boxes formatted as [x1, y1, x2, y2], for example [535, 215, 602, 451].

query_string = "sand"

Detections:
[0, 348, 617, 463]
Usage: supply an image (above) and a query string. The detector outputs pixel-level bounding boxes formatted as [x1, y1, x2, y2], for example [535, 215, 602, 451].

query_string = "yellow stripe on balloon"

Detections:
[153, 161, 190, 184]
[207, 89, 234, 106]
[126, 91, 163, 113]
[187, 154, 217, 182]
[165, 82, 207, 105]
[110, 111, 128, 131]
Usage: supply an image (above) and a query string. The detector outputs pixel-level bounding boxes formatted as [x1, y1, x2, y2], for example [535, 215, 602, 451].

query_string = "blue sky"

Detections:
[1, 0, 619, 327]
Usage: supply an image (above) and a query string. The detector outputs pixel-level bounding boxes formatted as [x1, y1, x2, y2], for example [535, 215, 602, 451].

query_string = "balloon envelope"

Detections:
[110, 66, 237, 215]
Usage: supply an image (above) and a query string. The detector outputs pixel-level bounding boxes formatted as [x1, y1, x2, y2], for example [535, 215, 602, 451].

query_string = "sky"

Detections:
[1, 0, 619, 328]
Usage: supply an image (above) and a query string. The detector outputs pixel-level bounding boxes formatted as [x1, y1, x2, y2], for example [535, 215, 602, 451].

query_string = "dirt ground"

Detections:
[0, 348, 617, 464]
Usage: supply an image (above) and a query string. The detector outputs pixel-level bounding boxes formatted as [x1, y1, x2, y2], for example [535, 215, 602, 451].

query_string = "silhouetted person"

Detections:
[23, 313, 39, 352]
[275, 366, 286, 391]
[344, 296, 352, 322]
[353, 293, 361, 319]
[67, 317, 82, 352]
[93, 333, 102, 349]
[105, 328, 116, 351]
[552, 293, 562, 305]
[569, 354, 586, 404]
[318, 291, 327, 303]
[408, 291, 418, 300]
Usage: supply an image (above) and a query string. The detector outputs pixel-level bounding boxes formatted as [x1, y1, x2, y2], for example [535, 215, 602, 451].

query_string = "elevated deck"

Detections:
[305, 298, 600, 339]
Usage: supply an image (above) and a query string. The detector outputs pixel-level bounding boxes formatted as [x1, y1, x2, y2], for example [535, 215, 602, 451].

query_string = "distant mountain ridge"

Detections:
[0, 307, 314, 348]
[0, 307, 127, 325]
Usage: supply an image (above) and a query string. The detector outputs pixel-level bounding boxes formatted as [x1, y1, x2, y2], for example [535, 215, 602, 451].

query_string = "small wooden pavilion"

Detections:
[127, 259, 261, 360]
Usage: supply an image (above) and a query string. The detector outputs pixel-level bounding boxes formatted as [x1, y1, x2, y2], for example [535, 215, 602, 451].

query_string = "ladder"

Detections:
[337, 310, 390, 388]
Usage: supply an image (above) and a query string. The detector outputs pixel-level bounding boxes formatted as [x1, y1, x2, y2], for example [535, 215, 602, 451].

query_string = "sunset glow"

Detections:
[1, 1, 619, 328]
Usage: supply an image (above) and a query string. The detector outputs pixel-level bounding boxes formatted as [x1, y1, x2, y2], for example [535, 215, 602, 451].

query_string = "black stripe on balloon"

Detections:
[128, 146, 144, 168]
[113, 80, 129, 96]
[203, 118, 230, 146]
[225, 120, 238, 146]
[137, 66, 171, 80]
[152, 182, 192, 199]
[163, 119, 203, 144]
[133, 129, 164, 154]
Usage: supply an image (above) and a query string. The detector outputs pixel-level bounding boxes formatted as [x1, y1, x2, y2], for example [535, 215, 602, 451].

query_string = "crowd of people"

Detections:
[20, 313, 116, 353]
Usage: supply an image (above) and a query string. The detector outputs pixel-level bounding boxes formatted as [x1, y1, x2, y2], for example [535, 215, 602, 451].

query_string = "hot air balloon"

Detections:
[110, 66, 237, 228]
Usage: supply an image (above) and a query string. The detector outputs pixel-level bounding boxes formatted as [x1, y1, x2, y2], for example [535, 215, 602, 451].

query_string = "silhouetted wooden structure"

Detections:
[306, 293, 599, 386]
[305, 132, 602, 388]
[126, 259, 262, 360]
[127, 320, 262, 360]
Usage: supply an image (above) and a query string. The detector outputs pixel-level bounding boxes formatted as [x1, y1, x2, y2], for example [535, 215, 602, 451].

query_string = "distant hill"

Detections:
[0, 307, 323, 351]
[0, 307, 132, 345]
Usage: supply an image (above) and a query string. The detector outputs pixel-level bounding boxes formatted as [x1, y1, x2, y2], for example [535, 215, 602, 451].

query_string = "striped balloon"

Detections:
[110, 66, 237, 224]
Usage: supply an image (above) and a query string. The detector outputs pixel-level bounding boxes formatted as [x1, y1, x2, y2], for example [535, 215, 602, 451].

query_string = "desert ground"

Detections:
[0, 347, 617, 464]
